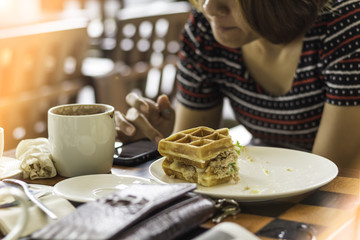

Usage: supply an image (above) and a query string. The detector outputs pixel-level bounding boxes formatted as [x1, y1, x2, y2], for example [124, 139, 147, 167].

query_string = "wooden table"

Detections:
[3, 150, 360, 240]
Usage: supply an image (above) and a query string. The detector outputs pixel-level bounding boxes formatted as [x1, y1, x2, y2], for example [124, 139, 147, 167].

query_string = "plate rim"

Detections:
[149, 146, 338, 202]
[53, 173, 153, 202]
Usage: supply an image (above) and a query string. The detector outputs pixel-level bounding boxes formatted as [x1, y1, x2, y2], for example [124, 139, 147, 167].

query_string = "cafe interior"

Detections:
[0, 0, 193, 151]
[0, 0, 359, 239]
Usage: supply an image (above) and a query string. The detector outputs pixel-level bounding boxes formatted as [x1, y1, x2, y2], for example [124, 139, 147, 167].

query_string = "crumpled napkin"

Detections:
[15, 138, 57, 179]
[0, 193, 75, 237]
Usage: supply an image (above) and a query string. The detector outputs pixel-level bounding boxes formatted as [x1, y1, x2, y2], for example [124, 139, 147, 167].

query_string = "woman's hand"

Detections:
[115, 93, 175, 144]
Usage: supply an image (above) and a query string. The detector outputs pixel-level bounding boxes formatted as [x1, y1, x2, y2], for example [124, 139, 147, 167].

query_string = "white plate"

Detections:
[54, 174, 153, 202]
[0, 157, 22, 180]
[149, 146, 338, 202]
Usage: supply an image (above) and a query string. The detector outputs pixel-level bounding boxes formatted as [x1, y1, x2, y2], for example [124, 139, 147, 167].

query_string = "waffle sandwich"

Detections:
[158, 126, 239, 187]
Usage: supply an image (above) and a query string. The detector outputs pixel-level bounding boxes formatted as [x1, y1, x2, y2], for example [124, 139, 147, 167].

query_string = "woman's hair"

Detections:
[189, 0, 331, 44]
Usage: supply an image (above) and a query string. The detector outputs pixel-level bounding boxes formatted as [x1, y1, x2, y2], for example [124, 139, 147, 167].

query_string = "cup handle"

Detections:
[0, 187, 29, 240]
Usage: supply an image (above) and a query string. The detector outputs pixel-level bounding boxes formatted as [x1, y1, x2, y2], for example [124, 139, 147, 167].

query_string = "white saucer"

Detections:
[0, 157, 22, 180]
[54, 174, 153, 202]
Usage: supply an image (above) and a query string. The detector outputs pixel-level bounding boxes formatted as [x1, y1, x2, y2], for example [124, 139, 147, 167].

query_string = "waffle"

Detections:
[158, 126, 240, 187]
[158, 126, 235, 167]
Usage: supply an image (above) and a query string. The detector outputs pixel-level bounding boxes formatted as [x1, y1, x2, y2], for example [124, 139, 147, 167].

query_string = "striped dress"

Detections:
[176, 0, 360, 151]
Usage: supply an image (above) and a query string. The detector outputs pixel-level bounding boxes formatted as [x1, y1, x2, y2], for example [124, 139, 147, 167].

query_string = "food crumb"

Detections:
[261, 166, 270, 175]
[286, 168, 293, 172]
[251, 189, 259, 194]
[244, 156, 255, 162]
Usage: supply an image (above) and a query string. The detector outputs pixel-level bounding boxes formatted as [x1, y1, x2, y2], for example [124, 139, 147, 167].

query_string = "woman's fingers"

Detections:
[125, 92, 149, 114]
[157, 94, 175, 120]
[114, 111, 135, 136]
[126, 92, 163, 119]
[121, 92, 175, 142]
[125, 108, 163, 143]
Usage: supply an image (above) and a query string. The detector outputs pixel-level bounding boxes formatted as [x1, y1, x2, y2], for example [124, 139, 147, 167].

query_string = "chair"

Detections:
[91, 1, 191, 113]
[0, 17, 89, 150]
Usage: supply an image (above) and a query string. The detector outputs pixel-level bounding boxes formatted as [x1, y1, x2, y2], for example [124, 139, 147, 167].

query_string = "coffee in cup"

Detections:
[48, 104, 115, 177]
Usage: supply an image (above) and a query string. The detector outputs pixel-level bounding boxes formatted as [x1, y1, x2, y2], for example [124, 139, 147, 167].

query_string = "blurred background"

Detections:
[0, 0, 192, 150]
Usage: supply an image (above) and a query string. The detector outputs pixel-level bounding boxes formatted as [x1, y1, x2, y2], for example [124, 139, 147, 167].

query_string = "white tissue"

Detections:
[15, 138, 57, 179]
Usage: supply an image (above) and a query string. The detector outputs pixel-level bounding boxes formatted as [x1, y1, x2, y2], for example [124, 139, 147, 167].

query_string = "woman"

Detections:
[115, 0, 360, 169]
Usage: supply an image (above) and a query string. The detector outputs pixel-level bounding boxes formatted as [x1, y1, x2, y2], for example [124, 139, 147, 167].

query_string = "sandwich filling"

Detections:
[165, 149, 239, 187]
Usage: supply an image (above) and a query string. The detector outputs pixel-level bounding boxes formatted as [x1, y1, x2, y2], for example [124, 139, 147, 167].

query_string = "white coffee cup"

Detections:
[0, 185, 29, 240]
[0, 127, 4, 160]
[48, 104, 115, 177]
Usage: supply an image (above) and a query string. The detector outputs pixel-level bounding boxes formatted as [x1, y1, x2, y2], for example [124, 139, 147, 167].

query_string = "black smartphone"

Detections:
[113, 140, 160, 166]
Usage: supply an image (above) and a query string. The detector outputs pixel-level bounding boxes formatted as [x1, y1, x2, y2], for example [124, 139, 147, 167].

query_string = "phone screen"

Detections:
[113, 140, 160, 166]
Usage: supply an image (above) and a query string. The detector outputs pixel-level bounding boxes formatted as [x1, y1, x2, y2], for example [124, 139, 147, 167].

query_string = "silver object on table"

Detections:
[212, 198, 241, 223]
[3, 179, 58, 220]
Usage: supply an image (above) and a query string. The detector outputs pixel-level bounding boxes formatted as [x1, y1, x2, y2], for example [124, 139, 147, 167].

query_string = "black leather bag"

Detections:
[30, 183, 215, 240]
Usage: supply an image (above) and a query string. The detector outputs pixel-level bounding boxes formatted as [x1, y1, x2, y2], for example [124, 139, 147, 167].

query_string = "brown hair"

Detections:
[189, 0, 331, 44]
